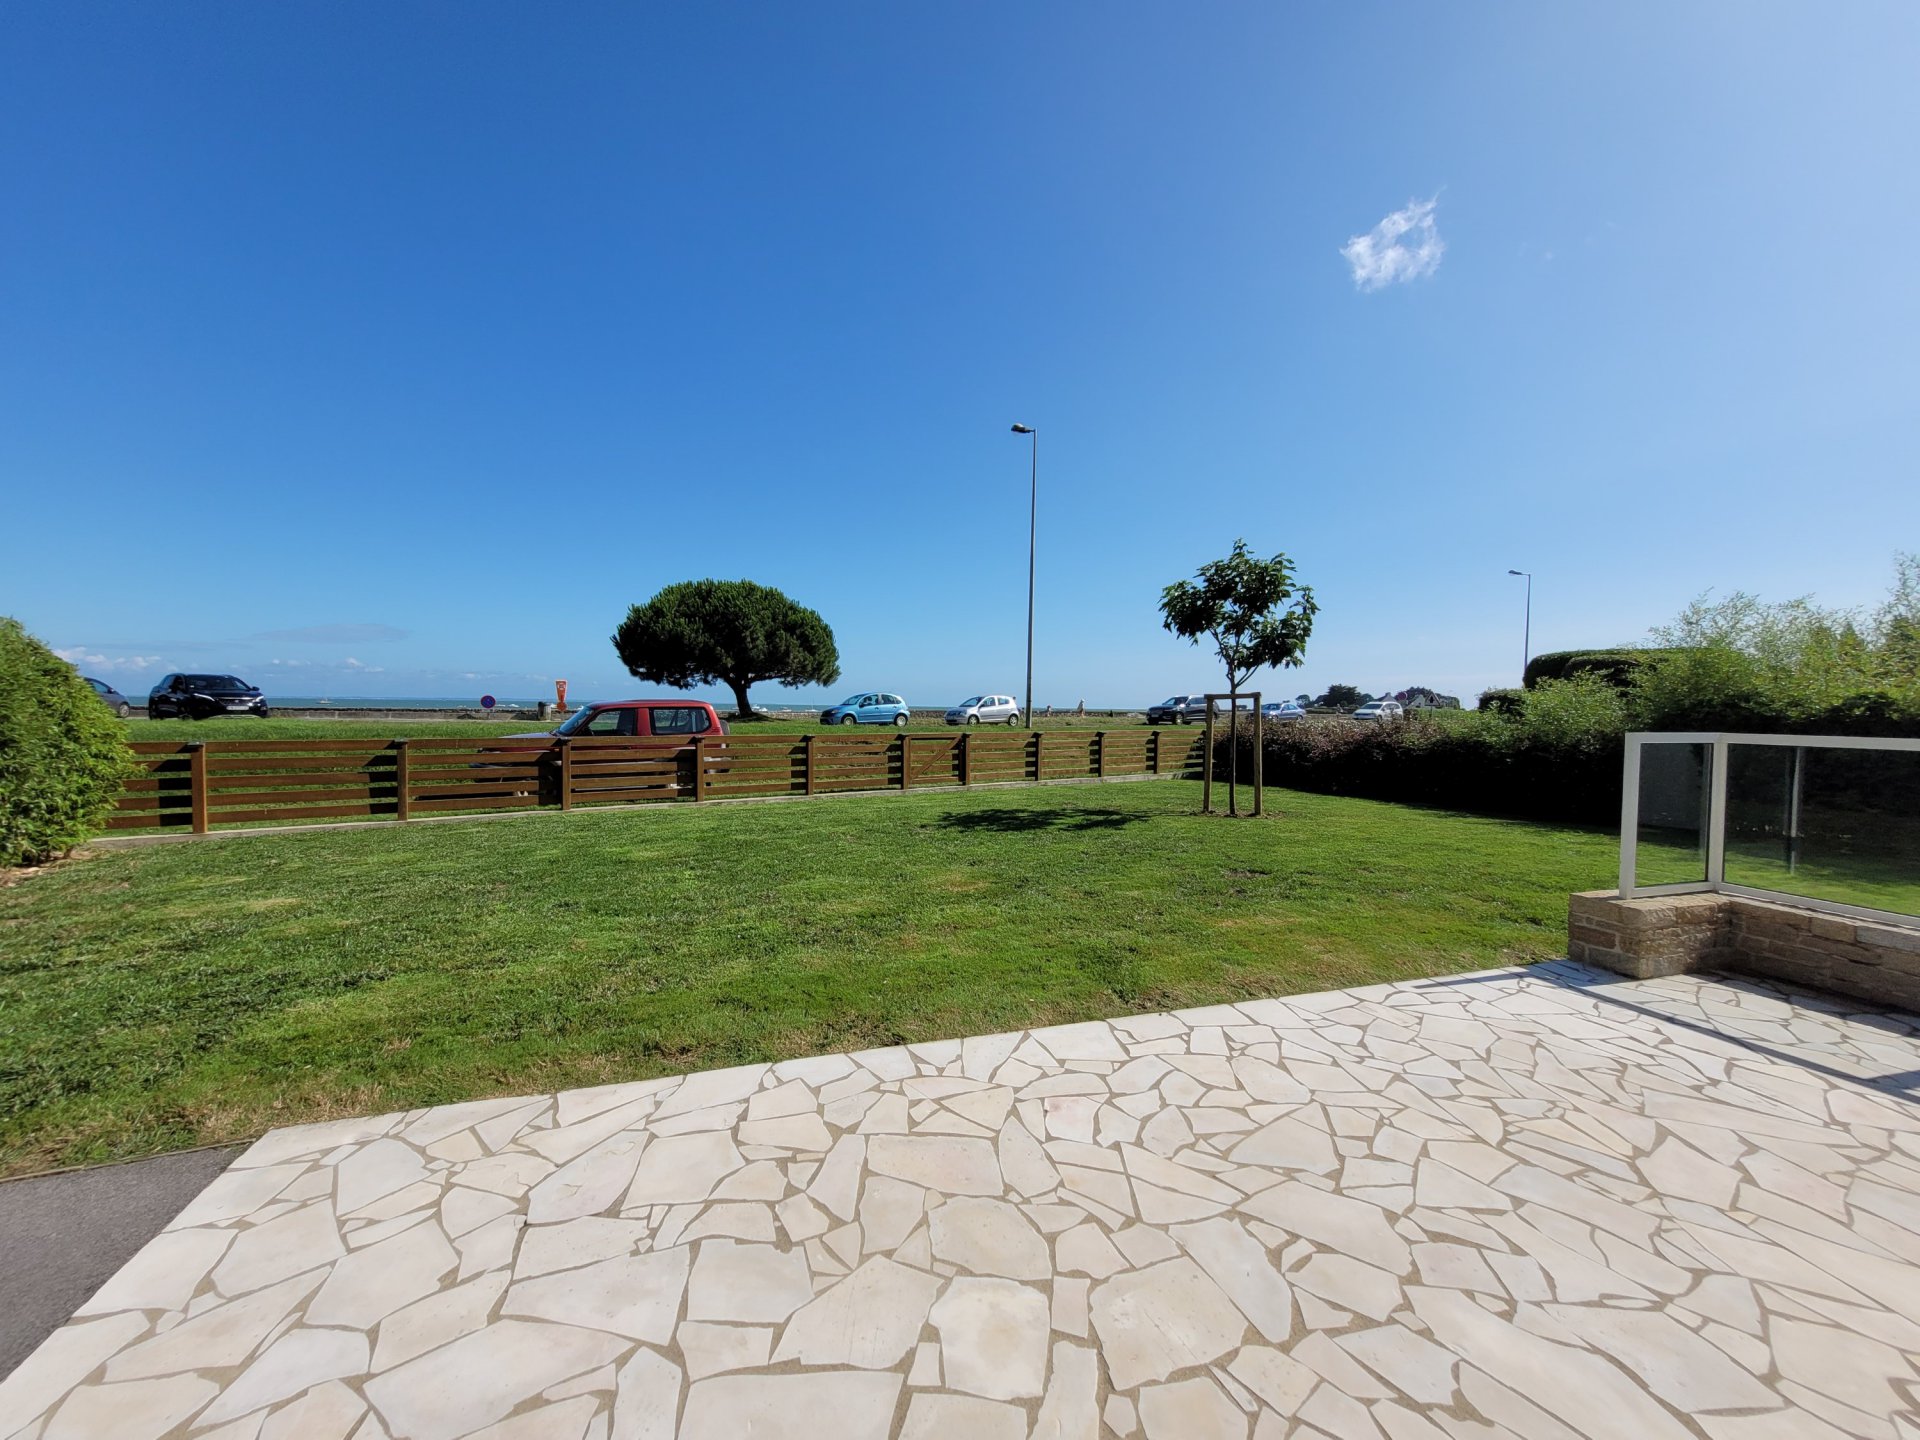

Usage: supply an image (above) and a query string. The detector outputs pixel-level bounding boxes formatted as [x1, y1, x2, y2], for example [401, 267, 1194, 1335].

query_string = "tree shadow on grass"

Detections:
[934, 807, 1145, 834]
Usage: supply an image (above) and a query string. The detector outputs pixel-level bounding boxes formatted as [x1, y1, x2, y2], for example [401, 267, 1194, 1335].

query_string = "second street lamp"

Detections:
[1507, 569, 1533, 678]
[1012, 424, 1037, 726]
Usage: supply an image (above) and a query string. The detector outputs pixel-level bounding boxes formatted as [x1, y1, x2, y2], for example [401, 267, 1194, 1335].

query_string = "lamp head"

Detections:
[1508, 569, 1526, 576]
[1010, 424, 1034, 434]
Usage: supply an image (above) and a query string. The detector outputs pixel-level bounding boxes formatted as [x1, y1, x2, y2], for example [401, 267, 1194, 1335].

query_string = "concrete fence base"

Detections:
[1569, 890, 1920, 1012]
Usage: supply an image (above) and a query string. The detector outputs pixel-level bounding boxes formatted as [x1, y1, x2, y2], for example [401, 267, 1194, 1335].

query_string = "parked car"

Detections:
[1147, 694, 1199, 724]
[509, 699, 729, 739]
[1261, 700, 1307, 724]
[820, 692, 911, 726]
[147, 673, 270, 720]
[944, 694, 1020, 726]
[1352, 699, 1405, 722]
[84, 677, 131, 717]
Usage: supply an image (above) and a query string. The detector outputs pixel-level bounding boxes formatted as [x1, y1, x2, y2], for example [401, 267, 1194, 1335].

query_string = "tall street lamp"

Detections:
[1507, 569, 1533, 678]
[1012, 424, 1037, 725]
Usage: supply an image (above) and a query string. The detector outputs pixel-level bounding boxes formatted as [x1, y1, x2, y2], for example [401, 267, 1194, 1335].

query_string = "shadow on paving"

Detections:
[0, 1145, 243, 1384]
[933, 806, 1145, 834]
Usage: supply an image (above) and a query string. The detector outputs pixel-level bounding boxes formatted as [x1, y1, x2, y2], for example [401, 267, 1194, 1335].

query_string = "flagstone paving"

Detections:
[7, 959, 1920, 1438]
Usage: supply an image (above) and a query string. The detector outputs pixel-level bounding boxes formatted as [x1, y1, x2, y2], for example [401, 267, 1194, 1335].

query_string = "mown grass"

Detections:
[0, 782, 1613, 1175]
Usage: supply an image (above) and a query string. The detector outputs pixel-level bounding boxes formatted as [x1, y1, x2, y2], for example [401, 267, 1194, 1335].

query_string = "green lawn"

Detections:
[0, 783, 1613, 1176]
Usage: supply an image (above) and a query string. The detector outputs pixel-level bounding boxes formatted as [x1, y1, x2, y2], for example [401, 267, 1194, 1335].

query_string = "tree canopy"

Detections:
[1316, 684, 1369, 710]
[1159, 540, 1317, 699]
[612, 579, 839, 719]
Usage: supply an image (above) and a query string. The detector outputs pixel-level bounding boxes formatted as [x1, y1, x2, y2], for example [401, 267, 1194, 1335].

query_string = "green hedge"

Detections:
[0, 619, 134, 867]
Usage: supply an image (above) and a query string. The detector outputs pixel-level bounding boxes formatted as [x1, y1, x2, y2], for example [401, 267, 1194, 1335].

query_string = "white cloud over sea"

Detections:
[1341, 197, 1444, 291]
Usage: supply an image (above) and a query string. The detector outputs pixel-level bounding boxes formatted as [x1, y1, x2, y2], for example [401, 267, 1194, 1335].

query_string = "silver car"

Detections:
[945, 693, 1021, 726]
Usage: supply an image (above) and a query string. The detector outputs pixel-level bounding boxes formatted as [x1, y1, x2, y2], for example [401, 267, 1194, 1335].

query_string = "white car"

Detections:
[1352, 700, 1405, 722]
[945, 694, 1021, 726]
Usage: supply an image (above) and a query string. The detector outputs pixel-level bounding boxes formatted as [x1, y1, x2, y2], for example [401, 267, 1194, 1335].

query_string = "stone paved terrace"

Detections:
[6, 962, 1920, 1440]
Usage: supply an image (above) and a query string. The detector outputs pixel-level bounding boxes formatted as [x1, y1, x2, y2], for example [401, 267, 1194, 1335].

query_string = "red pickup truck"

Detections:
[513, 699, 730, 739]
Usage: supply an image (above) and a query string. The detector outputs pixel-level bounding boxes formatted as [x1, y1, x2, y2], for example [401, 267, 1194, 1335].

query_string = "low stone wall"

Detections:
[1569, 890, 1920, 1011]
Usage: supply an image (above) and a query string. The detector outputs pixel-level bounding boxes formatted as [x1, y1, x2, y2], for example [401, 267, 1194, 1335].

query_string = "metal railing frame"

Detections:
[1620, 731, 1920, 927]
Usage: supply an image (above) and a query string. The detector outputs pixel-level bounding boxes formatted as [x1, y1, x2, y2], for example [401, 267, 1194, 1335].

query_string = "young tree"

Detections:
[612, 579, 839, 719]
[1160, 540, 1317, 812]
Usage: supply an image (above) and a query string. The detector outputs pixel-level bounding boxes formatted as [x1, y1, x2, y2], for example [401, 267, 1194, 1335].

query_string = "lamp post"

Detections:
[1012, 424, 1037, 726]
[1507, 569, 1532, 677]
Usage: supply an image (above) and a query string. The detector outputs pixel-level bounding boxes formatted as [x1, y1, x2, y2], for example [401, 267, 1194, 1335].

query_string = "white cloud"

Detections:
[1341, 197, 1445, 291]
[54, 647, 163, 671]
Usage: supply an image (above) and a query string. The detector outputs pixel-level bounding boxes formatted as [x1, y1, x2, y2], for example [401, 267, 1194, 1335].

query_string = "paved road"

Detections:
[0, 1146, 241, 1383]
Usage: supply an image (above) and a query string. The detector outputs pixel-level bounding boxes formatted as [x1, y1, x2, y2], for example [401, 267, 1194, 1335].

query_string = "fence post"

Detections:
[960, 731, 972, 786]
[900, 735, 911, 790]
[1252, 698, 1264, 817]
[394, 739, 411, 821]
[804, 734, 816, 796]
[1032, 730, 1043, 783]
[692, 737, 707, 801]
[1202, 709, 1215, 812]
[1150, 729, 1160, 775]
[1095, 731, 1105, 779]
[189, 741, 209, 834]
[559, 738, 573, 812]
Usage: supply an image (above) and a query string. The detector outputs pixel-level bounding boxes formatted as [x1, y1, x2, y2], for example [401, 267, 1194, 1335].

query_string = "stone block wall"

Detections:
[1569, 889, 1920, 1010]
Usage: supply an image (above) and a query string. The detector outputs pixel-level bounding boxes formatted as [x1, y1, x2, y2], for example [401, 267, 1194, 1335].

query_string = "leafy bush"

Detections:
[1477, 687, 1525, 716]
[0, 618, 134, 867]
[1522, 648, 1657, 690]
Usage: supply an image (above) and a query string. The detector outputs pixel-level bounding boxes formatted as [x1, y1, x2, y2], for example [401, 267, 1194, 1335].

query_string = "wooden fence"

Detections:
[109, 730, 1207, 835]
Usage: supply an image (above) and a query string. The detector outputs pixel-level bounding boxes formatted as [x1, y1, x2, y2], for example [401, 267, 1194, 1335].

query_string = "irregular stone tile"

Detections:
[1169, 1217, 1294, 1342]
[259, 1379, 366, 1440]
[306, 1216, 458, 1328]
[608, 1347, 680, 1440]
[651, 1063, 769, 1120]
[1090, 1258, 1248, 1390]
[1770, 1314, 1913, 1418]
[687, 1238, 813, 1323]
[195, 1327, 369, 1427]
[1055, 1224, 1127, 1278]
[167, 1164, 311, 1231]
[212, 1202, 344, 1297]
[866, 1134, 1002, 1194]
[1137, 1375, 1249, 1440]
[335, 1140, 433, 1216]
[40, 1374, 218, 1440]
[678, 1322, 774, 1380]
[518, 1097, 657, 1165]
[623, 1132, 744, 1207]
[503, 1247, 689, 1341]
[1240, 1181, 1411, 1274]
[517, 1217, 649, 1278]
[900, 1392, 1027, 1439]
[1028, 1021, 1128, 1062]
[105, 1270, 323, 1384]
[737, 1112, 835, 1151]
[74, 1227, 232, 1316]
[365, 1320, 626, 1440]
[1338, 1325, 1459, 1405]
[678, 1372, 901, 1440]
[773, 1256, 940, 1367]
[807, 1135, 866, 1220]
[859, 1176, 925, 1254]
[929, 1197, 1050, 1279]
[371, 1271, 510, 1372]
[1410, 1287, 1696, 1440]
[1030, 1340, 1099, 1440]
[931, 1276, 1050, 1400]
[1293, 1253, 1403, 1321]
[454, 1153, 553, 1199]
[0, 1313, 150, 1431]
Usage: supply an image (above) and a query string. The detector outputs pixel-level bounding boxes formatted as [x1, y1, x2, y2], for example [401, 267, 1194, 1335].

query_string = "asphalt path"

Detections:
[0, 1146, 242, 1383]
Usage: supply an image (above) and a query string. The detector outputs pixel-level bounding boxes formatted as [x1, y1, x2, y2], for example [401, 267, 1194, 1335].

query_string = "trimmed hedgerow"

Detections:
[0, 618, 134, 867]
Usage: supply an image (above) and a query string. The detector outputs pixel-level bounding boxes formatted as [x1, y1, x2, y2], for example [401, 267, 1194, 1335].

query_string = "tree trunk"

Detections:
[728, 678, 758, 720]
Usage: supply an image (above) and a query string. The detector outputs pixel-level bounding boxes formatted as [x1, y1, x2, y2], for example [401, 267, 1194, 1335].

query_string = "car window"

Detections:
[582, 708, 634, 736]
[649, 706, 710, 735]
[961, 696, 982, 707]
[884, 695, 901, 706]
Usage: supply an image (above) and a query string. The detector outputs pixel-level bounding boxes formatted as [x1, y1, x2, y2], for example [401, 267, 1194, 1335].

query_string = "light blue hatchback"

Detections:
[819, 691, 911, 726]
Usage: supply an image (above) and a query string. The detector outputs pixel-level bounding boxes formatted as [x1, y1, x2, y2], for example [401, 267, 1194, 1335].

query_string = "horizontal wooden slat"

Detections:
[200, 739, 397, 755]
[215, 802, 401, 824]
[408, 793, 542, 813]
[209, 784, 397, 809]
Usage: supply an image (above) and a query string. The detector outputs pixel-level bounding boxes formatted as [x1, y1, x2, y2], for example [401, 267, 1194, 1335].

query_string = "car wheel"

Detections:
[116, 702, 130, 718]
[1007, 713, 1019, 727]
[255, 708, 272, 720]
[967, 715, 979, 726]
[893, 713, 908, 727]
[840, 714, 857, 726]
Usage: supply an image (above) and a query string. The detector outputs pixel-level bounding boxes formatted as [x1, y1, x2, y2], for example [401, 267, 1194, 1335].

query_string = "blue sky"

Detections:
[5, 3, 1917, 709]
